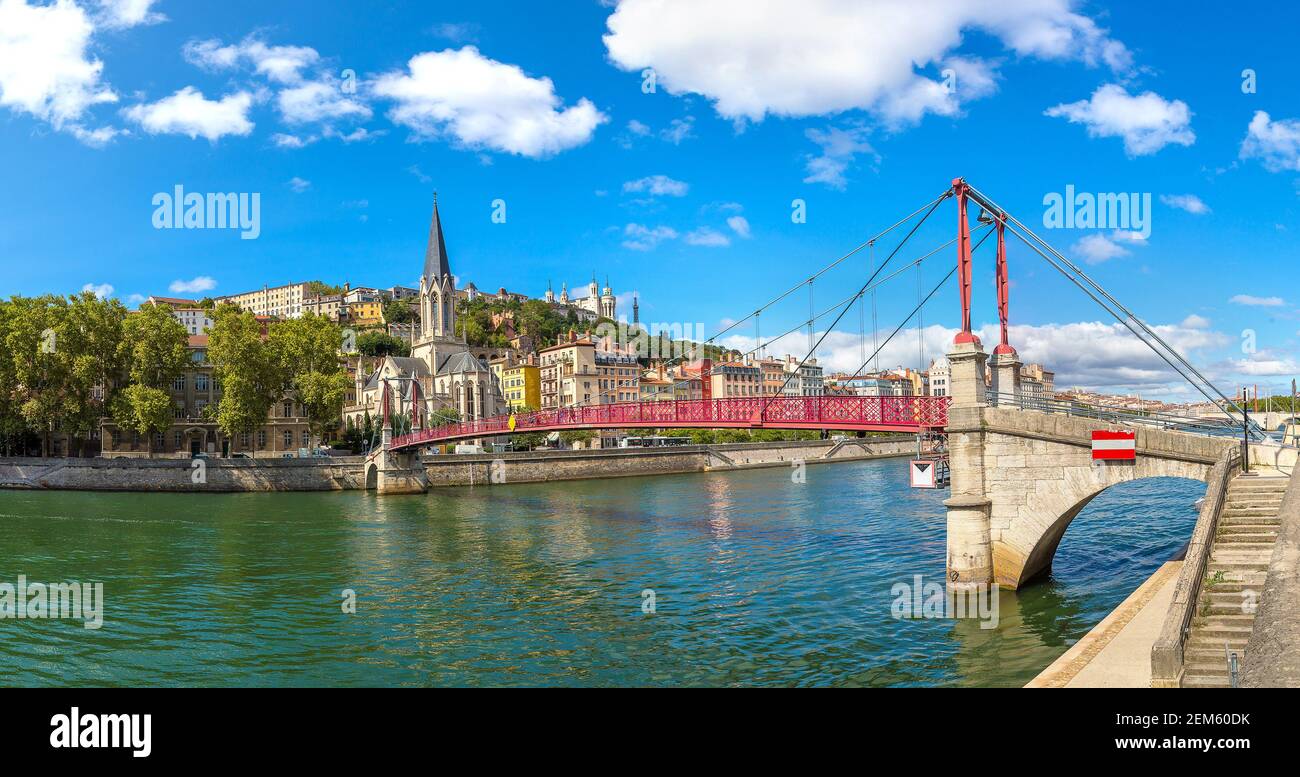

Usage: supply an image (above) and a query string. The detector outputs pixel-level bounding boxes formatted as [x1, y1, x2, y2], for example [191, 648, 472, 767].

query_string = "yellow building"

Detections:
[348, 300, 385, 327]
[501, 363, 540, 410]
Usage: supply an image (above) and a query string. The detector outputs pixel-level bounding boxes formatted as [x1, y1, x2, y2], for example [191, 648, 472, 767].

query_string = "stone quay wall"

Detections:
[0, 457, 366, 492]
[423, 436, 920, 488]
[0, 436, 920, 493]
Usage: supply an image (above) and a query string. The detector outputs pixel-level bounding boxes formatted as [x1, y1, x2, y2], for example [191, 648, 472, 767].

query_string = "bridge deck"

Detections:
[391, 395, 948, 449]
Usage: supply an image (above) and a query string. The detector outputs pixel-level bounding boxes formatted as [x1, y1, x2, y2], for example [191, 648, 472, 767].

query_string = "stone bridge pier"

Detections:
[365, 428, 429, 494]
[944, 341, 1236, 590]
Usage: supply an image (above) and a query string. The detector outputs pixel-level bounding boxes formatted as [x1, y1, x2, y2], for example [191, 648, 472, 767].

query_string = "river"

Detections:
[0, 457, 1202, 687]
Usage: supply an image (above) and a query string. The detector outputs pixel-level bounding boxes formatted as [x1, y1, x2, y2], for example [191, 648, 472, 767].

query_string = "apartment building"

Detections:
[539, 335, 597, 408]
[710, 362, 762, 398]
[219, 282, 311, 319]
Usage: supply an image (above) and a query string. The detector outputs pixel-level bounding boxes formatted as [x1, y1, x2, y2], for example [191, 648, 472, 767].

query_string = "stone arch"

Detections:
[365, 463, 378, 490]
[991, 446, 1212, 588]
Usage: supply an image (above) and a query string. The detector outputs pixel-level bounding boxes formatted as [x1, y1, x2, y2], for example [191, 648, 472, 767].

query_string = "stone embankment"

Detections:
[0, 436, 921, 493]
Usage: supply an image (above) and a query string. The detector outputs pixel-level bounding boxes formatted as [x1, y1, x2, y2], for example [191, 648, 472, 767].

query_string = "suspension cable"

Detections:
[764, 190, 953, 405]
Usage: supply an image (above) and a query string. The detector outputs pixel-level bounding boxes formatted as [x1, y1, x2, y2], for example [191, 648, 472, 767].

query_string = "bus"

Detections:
[618, 435, 693, 448]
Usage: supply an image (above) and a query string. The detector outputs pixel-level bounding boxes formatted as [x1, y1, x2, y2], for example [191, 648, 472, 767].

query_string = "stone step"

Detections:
[1223, 501, 1283, 512]
[1192, 616, 1256, 638]
[1211, 541, 1276, 551]
[1187, 638, 1248, 653]
[1220, 507, 1282, 517]
[1216, 525, 1278, 536]
[1201, 601, 1258, 616]
[1201, 580, 1264, 594]
[1186, 647, 1246, 663]
[1182, 675, 1232, 688]
[1184, 660, 1232, 677]
[1215, 534, 1278, 545]
[1220, 516, 1282, 526]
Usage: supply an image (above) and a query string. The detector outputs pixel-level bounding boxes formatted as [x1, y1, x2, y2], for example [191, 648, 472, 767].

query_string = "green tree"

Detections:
[356, 330, 411, 357]
[6, 295, 73, 456]
[111, 385, 173, 458]
[63, 292, 128, 455]
[207, 305, 283, 459]
[384, 298, 414, 324]
[270, 313, 349, 450]
[120, 301, 189, 389]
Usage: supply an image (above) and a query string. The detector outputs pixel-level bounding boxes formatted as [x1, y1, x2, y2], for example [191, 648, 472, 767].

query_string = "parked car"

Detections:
[230, 453, 251, 459]
[191, 452, 209, 460]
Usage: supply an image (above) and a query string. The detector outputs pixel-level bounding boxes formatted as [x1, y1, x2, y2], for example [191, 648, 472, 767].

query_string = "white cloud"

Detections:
[1045, 84, 1194, 156]
[271, 132, 315, 149]
[1159, 193, 1210, 215]
[626, 119, 650, 136]
[277, 79, 371, 124]
[94, 0, 165, 29]
[288, 176, 311, 193]
[183, 37, 319, 85]
[723, 318, 1226, 398]
[169, 276, 217, 294]
[1072, 230, 1145, 264]
[430, 22, 479, 43]
[372, 46, 606, 158]
[124, 86, 254, 141]
[1239, 111, 1300, 173]
[685, 227, 730, 247]
[726, 215, 751, 239]
[803, 126, 877, 190]
[1181, 314, 1210, 329]
[1229, 294, 1285, 307]
[1225, 354, 1300, 377]
[604, 0, 1128, 125]
[81, 282, 113, 298]
[0, 0, 119, 140]
[622, 223, 677, 251]
[623, 174, 688, 197]
[661, 116, 694, 144]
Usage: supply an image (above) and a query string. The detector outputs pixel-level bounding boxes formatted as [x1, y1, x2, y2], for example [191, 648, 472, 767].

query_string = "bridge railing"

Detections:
[390, 395, 950, 448]
[986, 391, 1252, 439]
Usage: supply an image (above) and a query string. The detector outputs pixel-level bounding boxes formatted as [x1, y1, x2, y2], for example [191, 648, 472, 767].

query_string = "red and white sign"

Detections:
[1091, 430, 1136, 461]
[910, 459, 937, 488]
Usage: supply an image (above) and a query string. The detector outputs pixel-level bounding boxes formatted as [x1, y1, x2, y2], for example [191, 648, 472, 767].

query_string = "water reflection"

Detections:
[0, 463, 1202, 687]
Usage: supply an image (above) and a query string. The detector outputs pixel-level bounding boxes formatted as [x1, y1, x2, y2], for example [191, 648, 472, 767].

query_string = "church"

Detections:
[349, 197, 505, 430]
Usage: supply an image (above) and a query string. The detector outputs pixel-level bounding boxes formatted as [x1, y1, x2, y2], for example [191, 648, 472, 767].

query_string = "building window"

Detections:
[196, 374, 209, 391]
[283, 431, 293, 449]
[257, 430, 267, 448]
[173, 375, 186, 391]
[302, 431, 310, 448]
[283, 402, 293, 418]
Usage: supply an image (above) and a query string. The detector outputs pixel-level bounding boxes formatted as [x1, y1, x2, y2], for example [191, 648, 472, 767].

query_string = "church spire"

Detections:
[423, 193, 451, 284]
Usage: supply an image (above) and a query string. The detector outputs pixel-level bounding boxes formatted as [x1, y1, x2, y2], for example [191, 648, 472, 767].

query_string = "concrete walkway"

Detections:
[1026, 560, 1182, 688]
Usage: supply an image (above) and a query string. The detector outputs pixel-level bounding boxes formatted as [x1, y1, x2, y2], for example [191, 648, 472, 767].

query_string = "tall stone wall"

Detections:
[0, 457, 365, 492]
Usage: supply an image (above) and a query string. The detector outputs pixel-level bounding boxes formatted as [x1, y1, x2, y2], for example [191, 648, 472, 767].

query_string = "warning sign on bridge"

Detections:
[1091, 430, 1136, 461]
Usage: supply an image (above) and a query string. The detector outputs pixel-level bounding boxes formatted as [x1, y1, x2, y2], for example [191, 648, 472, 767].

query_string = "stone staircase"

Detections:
[1182, 474, 1288, 687]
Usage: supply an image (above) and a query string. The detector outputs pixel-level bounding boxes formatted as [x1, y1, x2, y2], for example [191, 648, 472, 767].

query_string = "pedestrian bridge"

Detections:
[389, 395, 949, 450]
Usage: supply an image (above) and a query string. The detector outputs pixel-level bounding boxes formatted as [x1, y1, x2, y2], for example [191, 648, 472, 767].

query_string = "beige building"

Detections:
[540, 334, 598, 408]
[219, 282, 311, 319]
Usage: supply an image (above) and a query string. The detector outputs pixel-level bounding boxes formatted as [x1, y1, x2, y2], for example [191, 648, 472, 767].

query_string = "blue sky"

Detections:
[2, 0, 1299, 399]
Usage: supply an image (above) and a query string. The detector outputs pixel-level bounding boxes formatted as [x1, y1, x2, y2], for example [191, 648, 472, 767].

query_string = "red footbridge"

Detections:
[390, 395, 949, 450]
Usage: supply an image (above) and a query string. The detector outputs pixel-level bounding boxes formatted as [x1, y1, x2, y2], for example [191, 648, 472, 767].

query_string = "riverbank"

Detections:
[0, 436, 921, 492]
[1026, 560, 1183, 688]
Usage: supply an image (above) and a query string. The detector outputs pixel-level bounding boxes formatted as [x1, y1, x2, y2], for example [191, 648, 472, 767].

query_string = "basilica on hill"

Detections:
[345, 197, 505, 431]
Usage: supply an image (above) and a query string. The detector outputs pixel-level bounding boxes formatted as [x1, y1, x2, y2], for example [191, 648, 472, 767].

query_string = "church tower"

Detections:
[545, 280, 555, 304]
[412, 194, 462, 366]
[601, 276, 616, 320]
